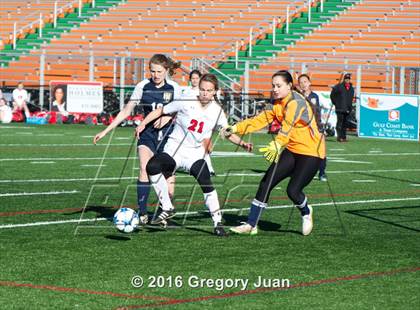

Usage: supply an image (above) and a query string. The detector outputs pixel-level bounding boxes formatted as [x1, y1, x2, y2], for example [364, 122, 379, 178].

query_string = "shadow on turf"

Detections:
[346, 205, 420, 232]
[72, 205, 303, 235]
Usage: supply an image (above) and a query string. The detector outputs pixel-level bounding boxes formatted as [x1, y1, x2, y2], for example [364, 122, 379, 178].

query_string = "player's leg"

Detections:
[286, 154, 321, 235]
[204, 154, 215, 176]
[230, 149, 295, 235]
[136, 145, 154, 223]
[318, 157, 327, 181]
[146, 153, 177, 224]
[189, 159, 227, 237]
[22, 102, 30, 118]
[12, 101, 20, 113]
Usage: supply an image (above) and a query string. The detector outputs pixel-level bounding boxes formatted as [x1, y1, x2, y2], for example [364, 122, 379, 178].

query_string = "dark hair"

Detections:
[199, 73, 221, 104]
[53, 85, 66, 103]
[149, 54, 181, 76]
[272, 70, 294, 85]
[298, 74, 311, 82]
[199, 73, 219, 91]
[189, 69, 202, 80]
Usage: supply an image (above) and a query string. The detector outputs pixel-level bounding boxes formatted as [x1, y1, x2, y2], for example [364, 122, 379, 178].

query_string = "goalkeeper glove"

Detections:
[220, 125, 237, 139]
[259, 140, 283, 163]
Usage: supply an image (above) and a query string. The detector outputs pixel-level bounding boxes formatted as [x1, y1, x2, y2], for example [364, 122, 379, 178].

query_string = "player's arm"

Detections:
[227, 134, 253, 152]
[93, 101, 136, 144]
[220, 109, 275, 138]
[136, 107, 164, 137]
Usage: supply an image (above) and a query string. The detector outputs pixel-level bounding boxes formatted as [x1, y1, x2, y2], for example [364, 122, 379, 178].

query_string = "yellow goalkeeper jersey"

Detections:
[235, 91, 326, 159]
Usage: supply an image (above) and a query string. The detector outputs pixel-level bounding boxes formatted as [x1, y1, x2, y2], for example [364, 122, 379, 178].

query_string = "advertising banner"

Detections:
[358, 93, 419, 141]
[50, 81, 103, 114]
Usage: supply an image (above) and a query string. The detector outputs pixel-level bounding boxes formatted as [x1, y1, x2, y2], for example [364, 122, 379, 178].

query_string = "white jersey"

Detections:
[0, 104, 12, 123]
[12, 88, 28, 106]
[180, 86, 199, 99]
[163, 99, 227, 149]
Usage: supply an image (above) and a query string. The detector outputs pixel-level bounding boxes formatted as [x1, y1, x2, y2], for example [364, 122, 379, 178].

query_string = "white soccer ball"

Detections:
[113, 208, 139, 233]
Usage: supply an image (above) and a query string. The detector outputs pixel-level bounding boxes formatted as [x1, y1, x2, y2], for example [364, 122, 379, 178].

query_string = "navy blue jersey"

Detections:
[130, 78, 180, 148]
[307, 91, 322, 132]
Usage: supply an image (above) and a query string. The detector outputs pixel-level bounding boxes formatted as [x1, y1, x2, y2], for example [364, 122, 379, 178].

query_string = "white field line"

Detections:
[0, 168, 419, 184]
[329, 148, 345, 151]
[0, 126, 34, 129]
[410, 184, 420, 187]
[30, 161, 56, 164]
[0, 190, 79, 197]
[352, 180, 377, 183]
[1, 196, 419, 229]
[329, 160, 372, 164]
[1, 152, 419, 162]
[0, 143, 132, 147]
[81, 164, 107, 167]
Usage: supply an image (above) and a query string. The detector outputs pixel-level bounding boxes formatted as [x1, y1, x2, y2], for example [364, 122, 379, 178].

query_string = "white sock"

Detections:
[295, 196, 308, 209]
[204, 154, 215, 174]
[203, 190, 222, 226]
[149, 173, 173, 211]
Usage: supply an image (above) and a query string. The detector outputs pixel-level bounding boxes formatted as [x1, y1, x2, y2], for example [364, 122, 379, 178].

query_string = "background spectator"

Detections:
[0, 98, 13, 123]
[12, 82, 30, 118]
[330, 73, 354, 142]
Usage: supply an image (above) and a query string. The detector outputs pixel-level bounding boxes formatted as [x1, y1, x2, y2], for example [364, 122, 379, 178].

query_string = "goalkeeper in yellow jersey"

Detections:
[220, 70, 325, 236]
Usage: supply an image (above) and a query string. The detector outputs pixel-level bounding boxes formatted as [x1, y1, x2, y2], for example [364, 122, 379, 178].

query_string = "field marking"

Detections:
[1, 152, 419, 162]
[329, 160, 372, 164]
[410, 184, 420, 187]
[0, 190, 79, 198]
[30, 161, 56, 164]
[0, 168, 419, 184]
[330, 148, 345, 151]
[118, 267, 420, 309]
[352, 180, 377, 183]
[0, 126, 34, 129]
[81, 164, 107, 167]
[0, 281, 173, 302]
[1, 196, 419, 229]
[0, 143, 132, 147]
[3, 189, 419, 218]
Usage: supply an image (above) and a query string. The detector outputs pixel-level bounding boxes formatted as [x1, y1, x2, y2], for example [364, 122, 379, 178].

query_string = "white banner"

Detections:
[67, 83, 103, 113]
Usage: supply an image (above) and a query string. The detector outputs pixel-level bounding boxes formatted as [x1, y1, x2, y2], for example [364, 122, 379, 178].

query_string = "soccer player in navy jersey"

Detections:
[94, 54, 181, 224]
[298, 74, 327, 181]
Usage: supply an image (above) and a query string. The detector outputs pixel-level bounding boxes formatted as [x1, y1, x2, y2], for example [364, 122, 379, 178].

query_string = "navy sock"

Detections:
[247, 199, 267, 227]
[319, 158, 327, 177]
[296, 197, 310, 216]
[137, 180, 150, 215]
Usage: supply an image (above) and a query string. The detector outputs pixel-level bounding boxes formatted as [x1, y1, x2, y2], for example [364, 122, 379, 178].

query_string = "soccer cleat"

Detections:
[150, 208, 176, 225]
[319, 175, 327, 182]
[214, 223, 228, 237]
[302, 205, 313, 236]
[138, 214, 149, 225]
[230, 222, 258, 235]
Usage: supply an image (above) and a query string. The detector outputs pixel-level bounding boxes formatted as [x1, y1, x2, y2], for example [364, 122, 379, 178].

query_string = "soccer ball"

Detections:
[113, 208, 139, 233]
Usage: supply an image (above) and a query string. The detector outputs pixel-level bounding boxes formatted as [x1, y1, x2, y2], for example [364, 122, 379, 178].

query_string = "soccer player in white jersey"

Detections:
[181, 69, 216, 176]
[135, 74, 253, 236]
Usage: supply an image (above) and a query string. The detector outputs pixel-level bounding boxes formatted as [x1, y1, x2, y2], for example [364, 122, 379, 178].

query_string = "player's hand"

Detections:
[93, 131, 106, 144]
[153, 116, 172, 129]
[258, 140, 283, 163]
[219, 125, 237, 139]
[240, 142, 253, 152]
[135, 124, 146, 139]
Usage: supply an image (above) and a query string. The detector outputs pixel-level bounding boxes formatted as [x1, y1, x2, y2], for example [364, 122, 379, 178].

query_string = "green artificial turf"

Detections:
[0, 123, 419, 309]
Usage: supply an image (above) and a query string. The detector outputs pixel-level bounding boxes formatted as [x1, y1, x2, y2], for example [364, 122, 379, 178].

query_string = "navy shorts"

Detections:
[137, 126, 172, 154]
